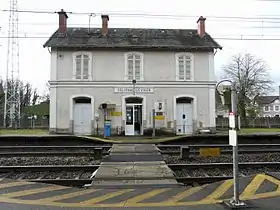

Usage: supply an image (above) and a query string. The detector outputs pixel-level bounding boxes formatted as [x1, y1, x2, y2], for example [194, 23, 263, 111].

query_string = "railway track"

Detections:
[170, 162, 280, 185]
[158, 144, 280, 155]
[0, 162, 279, 187]
[0, 146, 111, 157]
[0, 144, 278, 156]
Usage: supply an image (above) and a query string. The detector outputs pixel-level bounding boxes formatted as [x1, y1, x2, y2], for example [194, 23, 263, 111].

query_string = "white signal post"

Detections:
[216, 80, 247, 208]
[228, 82, 246, 208]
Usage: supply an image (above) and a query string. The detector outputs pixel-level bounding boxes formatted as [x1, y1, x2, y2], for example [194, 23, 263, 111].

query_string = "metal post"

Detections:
[216, 80, 247, 208]
[231, 82, 239, 204]
[96, 120, 99, 136]
[103, 109, 106, 139]
[226, 82, 246, 208]
[152, 109, 156, 138]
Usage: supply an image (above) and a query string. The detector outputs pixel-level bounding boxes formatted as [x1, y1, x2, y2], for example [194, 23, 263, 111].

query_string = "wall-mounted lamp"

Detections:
[132, 79, 136, 95]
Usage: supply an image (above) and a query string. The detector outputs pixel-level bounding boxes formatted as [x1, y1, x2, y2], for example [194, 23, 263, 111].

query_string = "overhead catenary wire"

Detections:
[1, 9, 280, 41]
[2, 9, 280, 21]
[3, 32, 280, 37]
[0, 36, 280, 41]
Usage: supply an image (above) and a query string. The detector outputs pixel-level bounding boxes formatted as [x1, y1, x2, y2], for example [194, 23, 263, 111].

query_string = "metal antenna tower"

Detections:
[4, 0, 20, 128]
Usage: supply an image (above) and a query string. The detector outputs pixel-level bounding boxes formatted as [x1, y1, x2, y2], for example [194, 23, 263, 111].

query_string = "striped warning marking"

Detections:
[0, 174, 279, 207]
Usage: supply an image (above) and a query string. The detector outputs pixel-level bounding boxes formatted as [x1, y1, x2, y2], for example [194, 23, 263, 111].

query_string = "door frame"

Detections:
[173, 95, 197, 134]
[73, 103, 92, 135]
[122, 95, 146, 135]
[176, 103, 193, 135]
[125, 103, 143, 136]
[70, 95, 94, 135]
[125, 105, 134, 136]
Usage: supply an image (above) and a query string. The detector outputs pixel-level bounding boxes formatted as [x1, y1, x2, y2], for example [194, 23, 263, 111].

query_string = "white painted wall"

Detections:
[53, 86, 213, 131]
[52, 50, 215, 82]
[49, 49, 217, 133]
[260, 99, 280, 117]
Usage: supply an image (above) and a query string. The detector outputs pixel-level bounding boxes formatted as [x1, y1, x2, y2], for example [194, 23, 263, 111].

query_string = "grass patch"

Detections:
[239, 128, 280, 134]
[0, 129, 48, 135]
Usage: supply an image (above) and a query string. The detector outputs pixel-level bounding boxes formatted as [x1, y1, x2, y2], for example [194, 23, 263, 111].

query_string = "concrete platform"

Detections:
[91, 144, 179, 187]
[94, 161, 175, 179]
[110, 144, 161, 153]
[0, 173, 280, 209]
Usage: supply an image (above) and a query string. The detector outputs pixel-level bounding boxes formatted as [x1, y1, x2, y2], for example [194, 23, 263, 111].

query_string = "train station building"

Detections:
[44, 10, 222, 136]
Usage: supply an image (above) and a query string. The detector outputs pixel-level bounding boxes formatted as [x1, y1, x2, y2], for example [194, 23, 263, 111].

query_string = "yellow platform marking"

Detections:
[1, 174, 280, 207]
[0, 181, 33, 189]
[241, 174, 280, 200]
[35, 188, 99, 202]
[125, 188, 169, 204]
[166, 186, 202, 203]
[204, 179, 233, 201]
[79, 189, 133, 205]
[2, 185, 69, 198]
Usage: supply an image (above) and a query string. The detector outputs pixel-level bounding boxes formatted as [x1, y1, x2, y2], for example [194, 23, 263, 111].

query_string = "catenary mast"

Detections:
[4, 0, 20, 128]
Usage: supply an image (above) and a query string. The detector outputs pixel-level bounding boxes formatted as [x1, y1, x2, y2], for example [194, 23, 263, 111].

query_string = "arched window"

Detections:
[73, 52, 92, 80]
[125, 52, 144, 81]
[175, 53, 194, 81]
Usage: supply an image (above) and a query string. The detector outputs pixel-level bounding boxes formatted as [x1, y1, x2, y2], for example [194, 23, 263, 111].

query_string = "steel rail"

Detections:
[0, 165, 100, 172]
[168, 162, 280, 169]
[161, 148, 280, 155]
[0, 151, 110, 157]
[0, 162, 278, 172]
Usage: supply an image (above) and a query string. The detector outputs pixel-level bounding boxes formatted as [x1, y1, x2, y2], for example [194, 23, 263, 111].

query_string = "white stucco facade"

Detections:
[49, 50, 217, 135]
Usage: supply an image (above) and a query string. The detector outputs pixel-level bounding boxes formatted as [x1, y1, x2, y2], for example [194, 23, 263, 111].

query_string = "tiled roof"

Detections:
[256, 96, 279, 105]
[43, 28, 222, 50]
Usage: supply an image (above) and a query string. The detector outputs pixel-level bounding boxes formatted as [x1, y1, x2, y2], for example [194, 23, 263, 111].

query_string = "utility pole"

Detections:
[4, 0, 21, 129]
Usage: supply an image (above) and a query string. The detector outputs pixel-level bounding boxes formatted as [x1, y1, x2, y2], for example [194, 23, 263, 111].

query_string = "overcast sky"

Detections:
[1, 0, 280, 95]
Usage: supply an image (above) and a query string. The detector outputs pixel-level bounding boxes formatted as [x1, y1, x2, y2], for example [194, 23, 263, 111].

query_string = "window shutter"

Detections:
[134, 55, 141, 80]
[127, 55, 134, 80]
[185, 57, 191, 80]
[83, 55, 89, 79]
[178, 56, 185, 80]
[75, 55, 82, 79]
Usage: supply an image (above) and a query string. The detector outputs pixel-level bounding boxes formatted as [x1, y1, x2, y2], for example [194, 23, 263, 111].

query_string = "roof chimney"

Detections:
[101, 15, 109, 36]
[197, 16, 206, 37]
[58, 9, 68, 34]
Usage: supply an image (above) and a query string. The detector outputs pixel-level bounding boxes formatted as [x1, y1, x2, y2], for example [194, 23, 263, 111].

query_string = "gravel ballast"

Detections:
[2, 171, 94, 179]
[174, 167, 280, 177]
[0, 156, 101, 166]
[163, 153, 280, 164]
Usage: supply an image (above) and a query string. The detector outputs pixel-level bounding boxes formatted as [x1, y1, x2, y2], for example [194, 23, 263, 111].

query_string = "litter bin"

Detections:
[105, 120, 111, 137]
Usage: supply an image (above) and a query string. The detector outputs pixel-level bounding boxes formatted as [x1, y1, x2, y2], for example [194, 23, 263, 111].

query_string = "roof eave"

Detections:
[45, 44, 222, 50]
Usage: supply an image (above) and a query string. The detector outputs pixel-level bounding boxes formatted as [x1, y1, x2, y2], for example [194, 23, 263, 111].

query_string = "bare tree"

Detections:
[222, 53, 273, 123]
[39, 82, 50, 103]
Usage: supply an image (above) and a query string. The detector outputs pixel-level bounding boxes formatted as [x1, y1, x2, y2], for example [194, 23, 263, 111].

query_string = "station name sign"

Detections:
[114, 87, 154, 93]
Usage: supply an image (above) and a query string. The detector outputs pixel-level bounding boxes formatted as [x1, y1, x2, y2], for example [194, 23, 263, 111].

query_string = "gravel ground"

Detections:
[174, 166, 280, 177]
[2, 170, 94, 179]
[0, 148, 110, 152]
[163, 153, 280, 164]
[0, 156, 101, 166]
